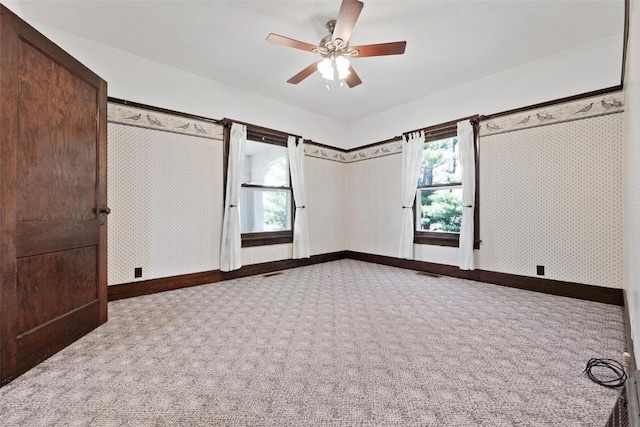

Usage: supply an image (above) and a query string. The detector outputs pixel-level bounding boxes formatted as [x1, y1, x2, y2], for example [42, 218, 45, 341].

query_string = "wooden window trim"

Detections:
[413, 119, 480, 250]
[239, 185, 295, 248]
[242, 183, 291, 191]
[419, 182, 461, 190]
[222, 121, 295, 247]
[241, 230, 293, 248]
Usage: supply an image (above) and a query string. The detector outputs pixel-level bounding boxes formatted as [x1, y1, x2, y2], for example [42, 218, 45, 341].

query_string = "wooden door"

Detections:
[0, 5, 108, 385]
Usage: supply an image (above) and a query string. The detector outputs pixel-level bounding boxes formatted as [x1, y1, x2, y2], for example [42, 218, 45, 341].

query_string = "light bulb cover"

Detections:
[317, 58, 335, 81]
[334, 55, 351, 79]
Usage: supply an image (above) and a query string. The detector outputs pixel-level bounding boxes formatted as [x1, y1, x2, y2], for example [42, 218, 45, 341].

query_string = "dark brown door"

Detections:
[0, 5, 108, 385]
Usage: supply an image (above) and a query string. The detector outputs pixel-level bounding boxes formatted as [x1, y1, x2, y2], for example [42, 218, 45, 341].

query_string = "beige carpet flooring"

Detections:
[0, 259, 626, 426]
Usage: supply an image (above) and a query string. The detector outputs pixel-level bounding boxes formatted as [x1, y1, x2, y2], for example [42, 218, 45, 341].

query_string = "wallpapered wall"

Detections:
[306, 157, 348, 256]
[108, 95, 624, 289]
[479, 113, 623, 287]
[107, 111, 347, 285]
[346, 155, 402, 258]
[107, 123, 223, 285]
[346, 111, 624, 289]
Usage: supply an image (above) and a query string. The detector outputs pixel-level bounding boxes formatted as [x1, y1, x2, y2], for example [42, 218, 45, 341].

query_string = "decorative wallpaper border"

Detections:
[305, 139, 402, 163]
[480, 91, 624, 136]
[108, 103, 224, 141]
[305, 91, 626, 163]
[108, 90, 623, 162]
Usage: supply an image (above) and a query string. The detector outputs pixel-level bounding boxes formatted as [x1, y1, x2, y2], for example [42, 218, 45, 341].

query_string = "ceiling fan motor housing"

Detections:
[318, 20, 352, 58]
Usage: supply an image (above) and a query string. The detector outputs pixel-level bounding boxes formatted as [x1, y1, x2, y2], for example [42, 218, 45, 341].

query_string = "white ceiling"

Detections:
[20, 0, 624, 124]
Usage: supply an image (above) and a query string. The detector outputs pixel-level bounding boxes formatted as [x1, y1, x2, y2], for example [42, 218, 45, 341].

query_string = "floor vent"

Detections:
[416, 271, 441, 278]
[263, 272, 284, 278]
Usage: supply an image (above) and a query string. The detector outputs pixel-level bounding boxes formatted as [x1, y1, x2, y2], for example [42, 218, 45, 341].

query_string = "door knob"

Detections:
[99, 207, 111, 225]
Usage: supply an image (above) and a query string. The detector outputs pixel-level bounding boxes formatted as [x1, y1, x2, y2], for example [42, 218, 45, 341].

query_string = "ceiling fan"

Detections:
[266, 0, 406, 89]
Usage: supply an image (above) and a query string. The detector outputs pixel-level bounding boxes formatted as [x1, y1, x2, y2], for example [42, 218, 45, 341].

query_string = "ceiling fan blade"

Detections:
[287, 62, 320, 84]
[332, 0, 364, 44]
[351, 41, 407, 57]
[266, 33, 319, 53]
[344, 66, 362, 88]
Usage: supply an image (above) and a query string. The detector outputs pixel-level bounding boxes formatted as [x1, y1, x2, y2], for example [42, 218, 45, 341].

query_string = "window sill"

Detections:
[414, 233, 459, 247]
[414, 233, 480, 249]
[241, 231, 293, 248]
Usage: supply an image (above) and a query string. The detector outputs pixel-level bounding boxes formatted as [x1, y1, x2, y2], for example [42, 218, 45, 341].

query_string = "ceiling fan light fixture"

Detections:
[335, 55, 351, 79]
[317, 57, 335, 80]
[317, 55, 350, 82]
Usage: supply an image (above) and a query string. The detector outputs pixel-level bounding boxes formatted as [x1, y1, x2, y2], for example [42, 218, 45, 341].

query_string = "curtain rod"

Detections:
[403, 114, 480, 137]
[221, 118, 302, 140]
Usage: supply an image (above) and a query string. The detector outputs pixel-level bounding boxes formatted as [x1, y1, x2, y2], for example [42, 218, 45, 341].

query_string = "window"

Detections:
[239, 137, 293, 247]
[414, 122, 479, 248]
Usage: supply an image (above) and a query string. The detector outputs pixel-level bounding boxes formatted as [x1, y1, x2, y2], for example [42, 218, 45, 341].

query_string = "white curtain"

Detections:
[399, 131, 425, 259]
[220, 123, 247, 272]
[288, 136, 310, 258]
[458, 120, 476, 270]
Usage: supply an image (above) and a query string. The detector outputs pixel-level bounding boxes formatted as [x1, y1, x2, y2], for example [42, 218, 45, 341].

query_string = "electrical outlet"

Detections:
[536, 265, 545, 276]
[134, 267, 142, 278]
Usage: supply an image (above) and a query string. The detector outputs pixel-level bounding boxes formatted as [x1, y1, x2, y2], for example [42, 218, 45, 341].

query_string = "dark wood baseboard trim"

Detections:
[109, 249, 623, 306]
[345, 251, 624, 306]
[108, 270, 222, 301]
[107, 251, 347, 301]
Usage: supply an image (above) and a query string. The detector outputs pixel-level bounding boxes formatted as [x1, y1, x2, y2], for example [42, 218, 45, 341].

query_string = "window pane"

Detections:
[418, 187, 462, 233]
[243, 140, 289, 186]
[418, 136, 461, 186]
[240, 188, 292, 233]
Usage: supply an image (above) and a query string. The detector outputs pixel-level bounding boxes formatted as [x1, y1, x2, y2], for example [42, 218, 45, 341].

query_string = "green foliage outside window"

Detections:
[264, 191, 287, 230]
[263, 157, 289, 231]
[418, 136, 463, 233]
[420, 190, 462, 232]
